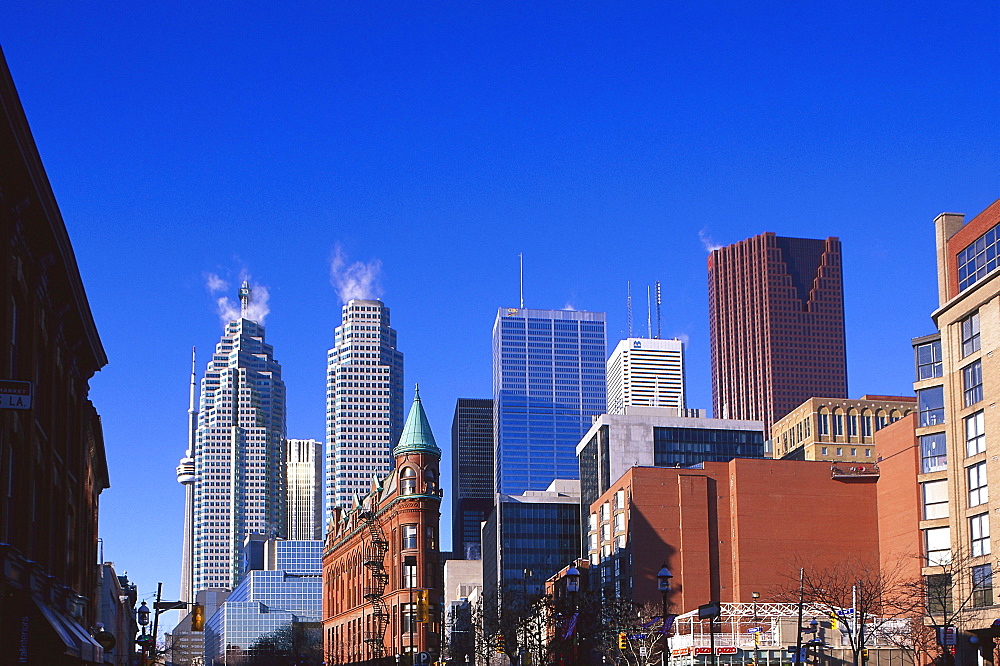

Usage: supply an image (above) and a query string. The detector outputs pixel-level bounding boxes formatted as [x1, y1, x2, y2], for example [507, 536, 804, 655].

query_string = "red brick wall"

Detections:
[874, 414, 922, 581]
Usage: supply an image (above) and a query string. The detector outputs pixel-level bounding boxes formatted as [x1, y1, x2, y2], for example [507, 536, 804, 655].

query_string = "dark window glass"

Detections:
[915, 341, 943, 380]
[973, 564, 993, 608]
[920, 433, 947, 473]
[964, 361, 984, 407]
[918, 387, 945, 427]
[962, 313, 981, 357]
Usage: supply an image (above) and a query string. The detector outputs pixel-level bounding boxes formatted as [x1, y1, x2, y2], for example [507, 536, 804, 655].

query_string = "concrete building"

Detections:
[708, 233, 848, 431]
[481, 480, 582, 630]
[492, 307, 607, 495]
[323, 390, 443, 664]
[443, 559, 483, 665]
[575, 407, 764, 516]
[769, 395, 918, 462]
[326, 299, 404, 513]
[204, 540, 322, 665]
[0, 46, 111, 665]
[607, 337, 686, 414]
[287, 438, 323, 540]
[191, 284, 287, 596]
[586, 460, 880, 608]
[451, 398, 493, 560]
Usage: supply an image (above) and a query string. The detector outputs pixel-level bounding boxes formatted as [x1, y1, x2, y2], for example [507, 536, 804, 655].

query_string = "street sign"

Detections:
[416, 652, 431, 665]
[699, 602, 722, 619]
[0, 380, 31, 410]
[628, 634, 647, 640]
[748, 627, 762, 633]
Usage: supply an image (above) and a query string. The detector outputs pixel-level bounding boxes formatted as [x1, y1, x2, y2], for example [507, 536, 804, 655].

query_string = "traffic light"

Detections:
[416, 589, 430, 623]
[861, 649, 869, 662]
[495, 634, 505, 653]
[191, 603, 205, 632]
[619, 632, 627, 649]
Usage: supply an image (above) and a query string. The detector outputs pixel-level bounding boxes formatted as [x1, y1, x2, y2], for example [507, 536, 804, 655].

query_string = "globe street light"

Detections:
[657, 565, 673, 666]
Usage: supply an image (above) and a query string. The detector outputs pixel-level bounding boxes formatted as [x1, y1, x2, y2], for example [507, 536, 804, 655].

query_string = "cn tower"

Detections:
[176, 347, 197, 604]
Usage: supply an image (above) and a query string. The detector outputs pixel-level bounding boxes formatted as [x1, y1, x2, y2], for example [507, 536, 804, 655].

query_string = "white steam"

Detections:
[698, 228, 722, 252]
[329, 245, 383, 303]
[205, 271, 271, 324]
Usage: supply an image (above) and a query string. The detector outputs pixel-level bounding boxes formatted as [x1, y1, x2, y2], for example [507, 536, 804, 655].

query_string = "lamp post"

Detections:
[137, 601, 150, 666]
[567, 566, 580, 666]
[751, 592, 760, 666]
[657, 565, 673, 666]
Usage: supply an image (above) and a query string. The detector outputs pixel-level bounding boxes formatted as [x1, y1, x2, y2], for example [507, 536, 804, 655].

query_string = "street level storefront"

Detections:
[668, 602, 908, 666]
[0, 544, 105, 664]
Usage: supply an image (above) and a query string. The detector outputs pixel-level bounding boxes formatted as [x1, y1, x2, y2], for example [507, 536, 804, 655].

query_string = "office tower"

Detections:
[286, 438, 323, 540]
[492, 307, 606, 495]
[708, 233, 847, 431]
[575, 407, 764, 514]
[205, 539, 322, 665]
[451, 398, 493, 559]
[606, 337, 686, 414]
[482, 480, 582, 628]
[191, 282, 287, 595]
[176, 349, 198, 608]
[326, 299, 404, 513]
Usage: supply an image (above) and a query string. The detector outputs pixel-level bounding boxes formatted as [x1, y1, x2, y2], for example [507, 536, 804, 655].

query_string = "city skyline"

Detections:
[0, 2, 995, 610]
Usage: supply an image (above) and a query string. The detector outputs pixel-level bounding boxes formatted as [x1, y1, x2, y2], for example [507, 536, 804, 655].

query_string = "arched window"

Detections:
[425, 468, 437, 494]
[400, 467, 417, 495]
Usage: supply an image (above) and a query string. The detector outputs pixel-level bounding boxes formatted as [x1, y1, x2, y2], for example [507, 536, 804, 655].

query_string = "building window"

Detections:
[821, 447, 828, 456]
[614, 512, 625, 533]
[402, 556, 417, 588]
[836, 448, 843, 456]
[957, 223, 1000, 292]
[848, 415, 858, 437]
[964, 360, 984, 407]
[601, 502, 610, 521]
[927, 574, 953, 615]
[851, 448, 857, 456]
[922, 480, 948, 519]
[918, 387, 945, 427]
[925, 526, 951, 566]
[833, 414, 844, 437]
[971, 514, 991, 557]
[865, 449, 871, 457]
[402, 524, 418, 550]
[615, 489, 626, 509]
[973, 564, 994, 608]
[861, 416, 872, 437]
[920, 433, 947, 473]
[969, 462, 989, 507]
[818, 413, 830, 436]
[916, 340, 944, 380]
[426, 525, 437, 550]
[400, 467, 417, 495]
[962, 312, 981, 357]
[966, 411, 986, 457]
[400, 603, 417, 634]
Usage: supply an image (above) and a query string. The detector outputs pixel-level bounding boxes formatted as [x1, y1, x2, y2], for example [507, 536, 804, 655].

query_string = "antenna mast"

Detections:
[646, 285, 652, 338]
[655, 281, 662, 339]
[187, 347, 197, 456]
[239, 281, 251, 319]
[519, 253, 524, 309]
[627, 281, 633, 338]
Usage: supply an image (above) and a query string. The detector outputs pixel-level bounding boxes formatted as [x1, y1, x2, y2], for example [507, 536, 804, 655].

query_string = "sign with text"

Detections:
[0, 381, 31, 410]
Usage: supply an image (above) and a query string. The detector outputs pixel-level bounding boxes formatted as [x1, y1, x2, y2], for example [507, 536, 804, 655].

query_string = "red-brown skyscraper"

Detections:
[708, 233, 847, 431]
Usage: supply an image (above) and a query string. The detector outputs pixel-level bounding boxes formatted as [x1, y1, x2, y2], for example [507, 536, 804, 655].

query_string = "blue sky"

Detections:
[2, 2, 998, 613]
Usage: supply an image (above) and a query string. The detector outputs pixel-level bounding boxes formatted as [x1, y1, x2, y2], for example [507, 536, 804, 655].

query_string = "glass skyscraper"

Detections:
[492, 307, 607, 494]
[286, 438, 322, 540]
[192, 282, 287, 595]
[325, 299, 404, 513]
[451, 398, 493, 560]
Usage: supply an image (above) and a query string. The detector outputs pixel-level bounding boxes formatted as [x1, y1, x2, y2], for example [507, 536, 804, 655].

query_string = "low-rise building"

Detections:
[769, 395, 917, 462]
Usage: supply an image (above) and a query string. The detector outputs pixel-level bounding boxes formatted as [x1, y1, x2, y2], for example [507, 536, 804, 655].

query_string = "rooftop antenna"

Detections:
[239, 281, 251, 319]
[518, 253, 524, 309]
[646, 285, 652, 338]
[655, 280, 662, 339]
[627, 281, 633, 338]
[187, 347, 197, 457]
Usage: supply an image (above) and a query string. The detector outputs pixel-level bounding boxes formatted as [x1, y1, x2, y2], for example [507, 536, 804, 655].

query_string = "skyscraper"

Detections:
[606, 337, 686, 414]
[191, 283, 287, 595]
[451, 398, 493, 559]
[708, 233, 847, 431]
[492, 307, 606, 495]
[325, 299, 404, 513]
[286, 438, 323, 540]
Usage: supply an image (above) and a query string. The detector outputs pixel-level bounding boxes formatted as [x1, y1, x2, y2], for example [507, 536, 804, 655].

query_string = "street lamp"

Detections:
[137, 601, 150, 665]
[658, 565, 673, 666]
[567, 566, 581, 665]
[752, 592, 760, 665]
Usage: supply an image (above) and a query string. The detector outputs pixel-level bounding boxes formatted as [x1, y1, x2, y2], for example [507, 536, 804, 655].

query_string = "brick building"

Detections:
[323, 390, 443, 665]
[0, 46, 111, 664]
[708, 233, 848, 431]
[586, 459, 881, 611]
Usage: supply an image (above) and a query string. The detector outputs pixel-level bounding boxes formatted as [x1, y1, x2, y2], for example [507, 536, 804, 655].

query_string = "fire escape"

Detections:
[360, 510, 391, 658]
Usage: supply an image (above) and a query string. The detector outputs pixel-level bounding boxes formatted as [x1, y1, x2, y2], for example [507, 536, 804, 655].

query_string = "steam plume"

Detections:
[205, 272, 271, 324]
[699, 228, 722, 252]
[329, 245, 383, 303]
